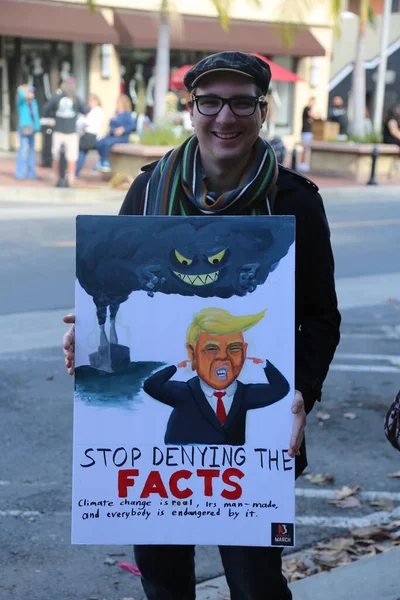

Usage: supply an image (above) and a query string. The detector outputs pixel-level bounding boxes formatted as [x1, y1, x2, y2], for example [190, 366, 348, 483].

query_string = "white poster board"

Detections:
[72, 215, 296, 547]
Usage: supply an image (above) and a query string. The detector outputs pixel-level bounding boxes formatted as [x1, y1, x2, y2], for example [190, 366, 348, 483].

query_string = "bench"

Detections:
[109, 143, 174, 180]
[308, 141, 399, 182]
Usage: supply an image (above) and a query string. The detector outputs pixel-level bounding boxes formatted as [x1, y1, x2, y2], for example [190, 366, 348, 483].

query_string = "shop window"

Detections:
[270, 55, 295, 133]
[101, 44, 112, 79]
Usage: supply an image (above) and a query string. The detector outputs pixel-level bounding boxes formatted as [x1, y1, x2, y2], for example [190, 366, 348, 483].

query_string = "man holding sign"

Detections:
[64, 51, 340, 600]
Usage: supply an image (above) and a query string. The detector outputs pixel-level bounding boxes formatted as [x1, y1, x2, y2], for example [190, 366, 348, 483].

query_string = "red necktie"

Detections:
[213, 391, 227, 424]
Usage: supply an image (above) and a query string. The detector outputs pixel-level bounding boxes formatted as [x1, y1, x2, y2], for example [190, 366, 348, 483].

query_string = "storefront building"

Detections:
[0, 0, 334, 150]
[329, 5, 400, 122]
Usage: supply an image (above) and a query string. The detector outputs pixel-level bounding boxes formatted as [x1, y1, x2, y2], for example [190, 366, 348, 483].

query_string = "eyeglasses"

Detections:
[190, 94, 266, 117]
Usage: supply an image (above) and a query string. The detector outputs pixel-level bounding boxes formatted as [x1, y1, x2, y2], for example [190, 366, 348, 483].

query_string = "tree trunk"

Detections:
[153, 13, 170, 125]
[373, 0, 391, 134]
[350, 19, 366, 138]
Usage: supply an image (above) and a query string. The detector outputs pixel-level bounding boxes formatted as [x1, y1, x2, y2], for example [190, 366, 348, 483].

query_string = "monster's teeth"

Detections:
[173, 271, 219, 285]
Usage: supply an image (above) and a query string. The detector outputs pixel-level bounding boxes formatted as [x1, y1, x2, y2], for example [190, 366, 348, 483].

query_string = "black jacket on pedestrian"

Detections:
[120, 163, 341, 476]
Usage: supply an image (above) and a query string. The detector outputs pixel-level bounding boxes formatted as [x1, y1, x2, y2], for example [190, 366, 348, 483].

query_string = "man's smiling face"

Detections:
[190, 71, 266, 166]
[189, 331, 248, 390]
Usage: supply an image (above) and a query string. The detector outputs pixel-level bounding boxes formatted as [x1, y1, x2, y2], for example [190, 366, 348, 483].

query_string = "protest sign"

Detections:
[72, 215, 295, 547]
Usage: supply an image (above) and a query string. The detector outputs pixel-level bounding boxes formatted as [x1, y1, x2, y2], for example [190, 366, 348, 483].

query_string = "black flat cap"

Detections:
[184, 51, 271, 95]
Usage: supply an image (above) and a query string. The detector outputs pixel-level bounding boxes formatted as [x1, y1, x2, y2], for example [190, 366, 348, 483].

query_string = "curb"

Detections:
[0, 184, 398, 206]
[320, 185, 399, 201]
[195, 546, 400, 600]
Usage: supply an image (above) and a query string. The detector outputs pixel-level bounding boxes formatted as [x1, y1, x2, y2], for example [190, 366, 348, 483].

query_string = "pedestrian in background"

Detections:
[328, 96, 349, 139]
[299, 96, 317, 172]
[75, 94, 104, 178]
[42, 77, 87, 186]
[95, 94, 136, 173]
[15, 84, 41, 181]
[383, 104, 400, 147]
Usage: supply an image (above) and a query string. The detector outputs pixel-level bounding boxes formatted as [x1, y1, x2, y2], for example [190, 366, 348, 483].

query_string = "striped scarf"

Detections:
[144, 135, 278, 216]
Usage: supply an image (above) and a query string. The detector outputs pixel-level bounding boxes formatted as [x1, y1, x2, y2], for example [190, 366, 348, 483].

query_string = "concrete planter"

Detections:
[109, 143, 173, 179]
[308, 141, 399, 182]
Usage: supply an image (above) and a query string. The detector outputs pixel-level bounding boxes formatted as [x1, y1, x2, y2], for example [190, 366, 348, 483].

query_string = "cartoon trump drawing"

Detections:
[143, 307, 290, 445]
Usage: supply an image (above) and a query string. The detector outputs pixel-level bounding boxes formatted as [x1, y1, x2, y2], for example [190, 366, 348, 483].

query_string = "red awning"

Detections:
[114, 10, 325, 57]
[170, 65, 192, 90]
[169, 56, 302, 90]
[250, 53, 303, 82]
[0, 0, 120, 44]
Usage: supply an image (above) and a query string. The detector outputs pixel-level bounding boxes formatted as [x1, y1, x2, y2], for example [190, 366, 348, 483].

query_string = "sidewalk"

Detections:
[0, 151, 110, 190]
[196, 547, 400, 599]
[1, 150, 399, 192]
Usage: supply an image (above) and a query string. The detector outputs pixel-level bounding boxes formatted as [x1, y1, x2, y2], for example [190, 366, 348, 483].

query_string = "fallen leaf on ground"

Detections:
[3, 585, 16, 591]
[374, 544, 392, 553]
[282, 556, 318, 581]
[369, 498, 395, 511]
[335, 485, 361, 499]
[390, 520, 400, 528]
[46, 375, 54, 381]
[104, 557, 117, 566]
[343, 412, 357, 419]
[304, 473, 335, 486]
[316, 411, 331, 421]
[281, 526, 400, 582]
[351, 525, 392, 540]
[316, 537, 355, 552]
[329, 495, 362, 509]
[312, 549, 349, 569]
[387, 471, 400, 478]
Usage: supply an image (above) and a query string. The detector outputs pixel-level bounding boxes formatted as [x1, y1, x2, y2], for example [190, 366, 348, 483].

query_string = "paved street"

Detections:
[1, 185, 399, 600]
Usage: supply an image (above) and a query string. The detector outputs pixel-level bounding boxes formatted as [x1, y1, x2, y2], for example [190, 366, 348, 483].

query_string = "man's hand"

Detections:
[63, 314, 75, 376]
[114, 126, 125, 136]
[247, 357, 263, 364]
[288, 390, 307, 458]
[177, 360, 190, 368]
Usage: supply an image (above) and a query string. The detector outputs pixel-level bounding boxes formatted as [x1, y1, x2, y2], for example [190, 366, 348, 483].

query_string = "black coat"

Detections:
[120, 163, 341, 476]
[143, 361, 290, 446]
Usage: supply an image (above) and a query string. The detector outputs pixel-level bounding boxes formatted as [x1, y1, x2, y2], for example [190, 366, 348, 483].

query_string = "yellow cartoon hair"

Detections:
[186, 307, 266, 346]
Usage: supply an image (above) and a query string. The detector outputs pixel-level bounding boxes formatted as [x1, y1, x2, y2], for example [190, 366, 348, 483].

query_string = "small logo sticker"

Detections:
[271, 522, 294, 546]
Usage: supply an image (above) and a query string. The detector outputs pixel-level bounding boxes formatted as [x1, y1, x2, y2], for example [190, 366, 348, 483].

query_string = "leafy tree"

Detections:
[152, 0, 262, 123]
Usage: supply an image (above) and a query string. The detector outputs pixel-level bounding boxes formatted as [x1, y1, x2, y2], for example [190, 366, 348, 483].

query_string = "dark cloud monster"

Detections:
[76, 215, 294, 371]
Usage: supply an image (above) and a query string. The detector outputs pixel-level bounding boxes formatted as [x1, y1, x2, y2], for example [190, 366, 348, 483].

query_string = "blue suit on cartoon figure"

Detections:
[143, 307, 290, 445]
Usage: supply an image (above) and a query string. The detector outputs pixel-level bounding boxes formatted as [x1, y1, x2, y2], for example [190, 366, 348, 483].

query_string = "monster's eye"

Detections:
[208, 249, 226, 265]
[174, 250, 193, 266]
